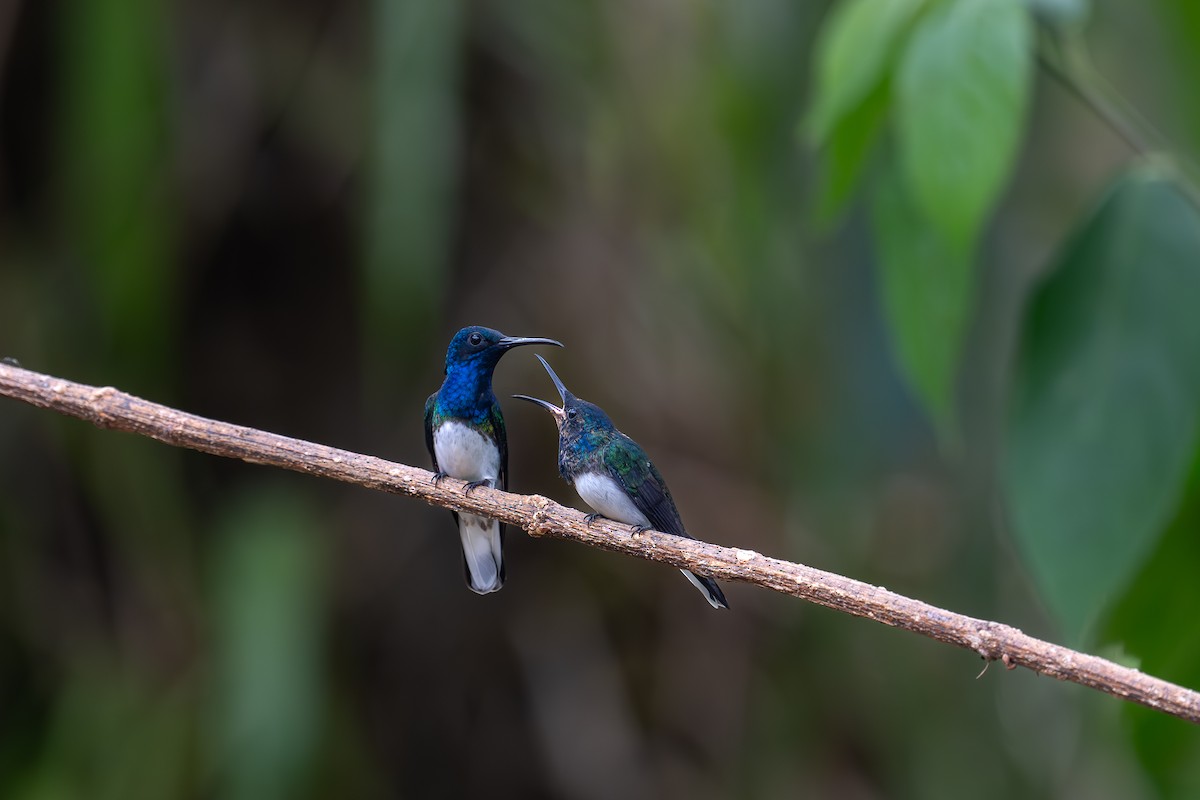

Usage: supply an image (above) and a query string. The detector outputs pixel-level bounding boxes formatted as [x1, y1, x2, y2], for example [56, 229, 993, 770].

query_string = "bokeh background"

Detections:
[1, 1, 1198, 797]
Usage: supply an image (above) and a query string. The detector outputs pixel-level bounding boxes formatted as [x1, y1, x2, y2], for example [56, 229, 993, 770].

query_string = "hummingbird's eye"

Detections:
[468, 332, 483, 346]
[567, 408, 578, 419]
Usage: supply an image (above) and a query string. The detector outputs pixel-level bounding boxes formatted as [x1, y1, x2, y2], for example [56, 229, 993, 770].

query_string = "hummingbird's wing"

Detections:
[490, 400, 509, 562]
[602, 435, 687, 537]
[423, 393, 439, 471]
[603, 434, 730, 610]
[486, 400, 509, 492]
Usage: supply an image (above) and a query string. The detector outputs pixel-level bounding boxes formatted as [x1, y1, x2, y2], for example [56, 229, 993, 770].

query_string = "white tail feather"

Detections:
[460, 513, 503, 594]
[681, 569, 724, 609]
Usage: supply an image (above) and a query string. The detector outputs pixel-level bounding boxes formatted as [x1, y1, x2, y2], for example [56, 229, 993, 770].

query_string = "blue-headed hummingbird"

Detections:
[424, 326, 562, 594]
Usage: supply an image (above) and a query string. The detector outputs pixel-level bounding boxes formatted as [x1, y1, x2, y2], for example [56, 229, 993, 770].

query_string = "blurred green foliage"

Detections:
[1, 0, 1199, 797]
[59, 0, 175, 386]
[809, 0, 1033, 428]
[1006, 170, 1200, 641]
[363, 0, 463, 391]
[206, 488, 325, 800]
[894, 0, 1031, 253]
[1107, 450, 1200, 796]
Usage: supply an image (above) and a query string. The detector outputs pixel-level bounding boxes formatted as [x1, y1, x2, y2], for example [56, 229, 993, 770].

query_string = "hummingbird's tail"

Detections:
[459, 513, 505, 594]
[680, 569, 729, 609]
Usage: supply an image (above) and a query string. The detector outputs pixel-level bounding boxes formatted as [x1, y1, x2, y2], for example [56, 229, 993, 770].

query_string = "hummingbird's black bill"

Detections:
[513, 354, 572, 425]
[511, 393, 565, 424]
[531, 354, 571, 404]
[497, 336, 564, 351]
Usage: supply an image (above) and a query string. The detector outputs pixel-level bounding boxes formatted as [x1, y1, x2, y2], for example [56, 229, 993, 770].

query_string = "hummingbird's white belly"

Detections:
[434, 421, 504, 593]
[574, 472, 651, 528]
[434, 421, 500, 483]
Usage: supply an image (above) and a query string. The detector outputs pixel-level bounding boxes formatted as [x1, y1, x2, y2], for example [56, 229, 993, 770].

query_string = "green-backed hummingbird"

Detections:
[424, 326, 562, 594]
[514, 355, 729, 609]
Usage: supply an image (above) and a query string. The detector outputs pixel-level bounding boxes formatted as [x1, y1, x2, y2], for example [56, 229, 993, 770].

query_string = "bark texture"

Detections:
[2, 361, 1197, 724]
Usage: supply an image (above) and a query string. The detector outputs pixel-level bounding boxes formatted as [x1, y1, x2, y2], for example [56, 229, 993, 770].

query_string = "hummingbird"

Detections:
[425, 326, 562, 594]
[514, 355, 729, 609]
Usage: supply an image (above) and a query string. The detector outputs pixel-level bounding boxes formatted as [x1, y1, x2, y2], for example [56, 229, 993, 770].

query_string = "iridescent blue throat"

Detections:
[434, 357, 500, 425]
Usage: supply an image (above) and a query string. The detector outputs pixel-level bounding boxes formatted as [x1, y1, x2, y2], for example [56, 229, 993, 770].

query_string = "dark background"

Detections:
[0, 1, 1197, 797]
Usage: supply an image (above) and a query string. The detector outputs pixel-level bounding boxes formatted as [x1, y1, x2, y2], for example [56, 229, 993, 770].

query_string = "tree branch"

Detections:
[2, 361, 1198, 724]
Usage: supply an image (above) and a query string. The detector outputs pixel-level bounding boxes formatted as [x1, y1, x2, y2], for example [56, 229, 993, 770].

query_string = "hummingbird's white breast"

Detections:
[574, 471, 650, 528]
[434, 421, 500, 483]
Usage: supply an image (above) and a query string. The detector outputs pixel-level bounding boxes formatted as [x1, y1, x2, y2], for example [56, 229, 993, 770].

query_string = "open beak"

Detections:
[533, 354, 570, 405]
[512, 393, 565, 425]
[497, 335, 563, 351]
[512, 354, 573, 426]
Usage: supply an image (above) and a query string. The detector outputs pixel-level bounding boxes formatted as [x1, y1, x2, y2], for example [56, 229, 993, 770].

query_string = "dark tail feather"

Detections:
[680, 569, 729, 609]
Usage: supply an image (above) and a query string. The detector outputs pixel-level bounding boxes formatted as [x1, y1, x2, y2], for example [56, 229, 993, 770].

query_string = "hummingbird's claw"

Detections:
[463, 478, 493, 495]
[431, 470, 449, 486]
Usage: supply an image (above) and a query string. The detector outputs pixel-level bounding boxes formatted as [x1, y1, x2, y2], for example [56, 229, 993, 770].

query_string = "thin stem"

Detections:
[1037, 41, 1151, 154]
[1038, 26, 1200, 209]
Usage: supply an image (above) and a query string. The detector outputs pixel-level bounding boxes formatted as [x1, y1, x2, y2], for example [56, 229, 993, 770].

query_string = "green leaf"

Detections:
[1005, 170, 1200, 641]
[1157, 0, 1200, 149]
[896, 0, 1032, 250]
[871, 160, 973, 431]
[806, 0, 926, 145]
[1104, 448, 1200, 795]
[813, 77, 890, 225]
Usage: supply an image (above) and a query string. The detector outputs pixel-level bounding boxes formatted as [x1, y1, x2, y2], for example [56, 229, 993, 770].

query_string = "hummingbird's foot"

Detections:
[463, 478, 493, 495]
[431, 470, 449, 486]
[584, 513, 605, 526]
[630, 523, 650, 535]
